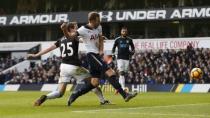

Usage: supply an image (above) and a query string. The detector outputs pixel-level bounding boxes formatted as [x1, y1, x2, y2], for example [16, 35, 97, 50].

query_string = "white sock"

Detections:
[46, 91, 61, 99]
[119, 75, 125, 90]
[92, 87, 105, 103]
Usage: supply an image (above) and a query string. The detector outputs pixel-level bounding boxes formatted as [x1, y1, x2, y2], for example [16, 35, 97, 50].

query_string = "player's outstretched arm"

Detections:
[60, 22, 77, 39]
[27, 44, 57, 58]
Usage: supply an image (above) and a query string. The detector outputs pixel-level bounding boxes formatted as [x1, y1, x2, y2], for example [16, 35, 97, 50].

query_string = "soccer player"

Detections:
[28, 22, 110, 106]
[112, 27, 135, 91]
[61, 12, 137, 106]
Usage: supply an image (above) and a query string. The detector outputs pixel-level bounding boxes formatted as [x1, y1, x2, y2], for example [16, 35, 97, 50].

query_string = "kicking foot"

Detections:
[100, 100, 114, 105]
[124, 92, 138, 102]
[34, 95, 47, 106]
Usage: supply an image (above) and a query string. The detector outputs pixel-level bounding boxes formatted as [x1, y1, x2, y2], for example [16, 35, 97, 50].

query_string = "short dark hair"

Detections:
[88, 12, 100, 21]
[121, 26, 128, 30]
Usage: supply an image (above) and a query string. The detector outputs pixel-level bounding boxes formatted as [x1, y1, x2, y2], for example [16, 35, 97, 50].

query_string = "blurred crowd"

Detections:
[126, 46, 210, 84]
[0, 56, 61, 84]
[1, 47, 210, 84]
[0, 57, 24, 72]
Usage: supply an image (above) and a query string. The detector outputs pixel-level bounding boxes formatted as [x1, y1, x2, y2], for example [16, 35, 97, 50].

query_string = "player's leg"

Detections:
[102, 57, 137, 102]
[67, 61, 110, 106]
[92, 87, 111, 105]
[117, 59, 126, 90]
[79, 53, 110, 104]
[71, 74, 110, 105]
[46, 63, 75, 100]
[68, 77, 111, 105]
[34, 63, 75, 106]
[122, 59, 129, 91]
[67, 66, 99, 106]
[46, 82, 67, 99]
[34, 64, 71, 106]
[105, 68, 137, 102]
[87, 53, 112, 104]
[88, 53, 137, 102]
[34, 82, 67, 106]
[67, 77, 97, 106]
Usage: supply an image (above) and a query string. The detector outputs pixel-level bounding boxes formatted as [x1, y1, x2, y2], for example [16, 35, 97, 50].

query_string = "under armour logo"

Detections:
[98, 11, 113, 22]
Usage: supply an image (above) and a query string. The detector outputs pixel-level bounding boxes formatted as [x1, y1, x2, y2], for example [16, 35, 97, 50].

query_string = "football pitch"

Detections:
[0, 92, 210, 118]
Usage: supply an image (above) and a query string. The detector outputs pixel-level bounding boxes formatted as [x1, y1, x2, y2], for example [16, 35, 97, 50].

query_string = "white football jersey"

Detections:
[77, 25, 102, 53]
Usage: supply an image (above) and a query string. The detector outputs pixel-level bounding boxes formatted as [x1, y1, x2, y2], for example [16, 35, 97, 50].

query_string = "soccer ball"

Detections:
[190, 68, 203, 79]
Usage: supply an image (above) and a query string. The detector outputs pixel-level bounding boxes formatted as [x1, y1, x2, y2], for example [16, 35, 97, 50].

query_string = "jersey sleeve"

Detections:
[98, 25, 102, 35]
[54, 39, 61, 47]
[129, 38, 135, 51]
[112, 38, 118, 53]
[77, 26, 85, 37]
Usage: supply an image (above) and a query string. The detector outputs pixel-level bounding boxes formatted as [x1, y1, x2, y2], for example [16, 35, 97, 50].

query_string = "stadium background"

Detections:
[0, 0, 210, 93]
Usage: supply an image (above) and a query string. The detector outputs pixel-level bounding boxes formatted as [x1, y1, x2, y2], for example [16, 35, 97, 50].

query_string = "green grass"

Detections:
[0, 92, 210, 118]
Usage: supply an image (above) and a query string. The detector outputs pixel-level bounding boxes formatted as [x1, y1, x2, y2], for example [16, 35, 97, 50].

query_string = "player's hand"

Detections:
[60, 22, 68, 30]
[27, 54, 38, 58]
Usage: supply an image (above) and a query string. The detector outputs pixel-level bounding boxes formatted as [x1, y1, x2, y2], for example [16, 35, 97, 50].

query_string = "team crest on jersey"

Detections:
[126, 40, 129, 43]
[90, 34, 99, 40]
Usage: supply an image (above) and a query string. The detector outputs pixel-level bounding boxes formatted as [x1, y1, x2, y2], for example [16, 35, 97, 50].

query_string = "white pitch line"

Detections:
[72, 111, 210, 118]
[129, 112, 210, 118]
[72, 103, 210, 113]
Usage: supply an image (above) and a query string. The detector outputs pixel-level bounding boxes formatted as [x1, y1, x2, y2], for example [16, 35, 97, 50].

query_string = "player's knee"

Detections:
[57, 84, 66, 97]
[58, 91, 65, 98]
[58, 93, 64, 98]
[91, 78, 99, 87]
[105, 68, 116, 77]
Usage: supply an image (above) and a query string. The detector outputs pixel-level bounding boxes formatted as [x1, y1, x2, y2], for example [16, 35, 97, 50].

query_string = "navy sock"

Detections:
[108, 75, 127, 99]
[68, 81, 95, 103]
